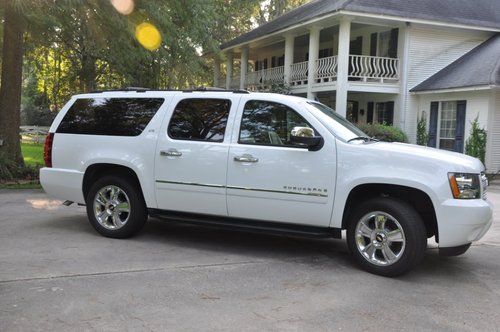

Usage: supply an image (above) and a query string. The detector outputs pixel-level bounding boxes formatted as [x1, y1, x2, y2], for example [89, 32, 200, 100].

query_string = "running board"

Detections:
[148, 209, 341, 239]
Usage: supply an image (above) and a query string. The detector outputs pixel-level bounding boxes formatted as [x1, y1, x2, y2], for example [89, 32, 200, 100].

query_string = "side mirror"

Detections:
[290, 126, 323, 151]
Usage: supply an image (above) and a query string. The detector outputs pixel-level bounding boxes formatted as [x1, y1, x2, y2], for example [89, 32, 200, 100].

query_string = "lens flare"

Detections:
[135, 23, 162, 51]
[110, 0, 134, 15]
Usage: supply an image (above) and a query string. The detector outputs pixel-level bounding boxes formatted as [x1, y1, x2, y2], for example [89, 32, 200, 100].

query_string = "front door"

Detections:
[226, 98, 337, 227]
[154, 94, 239, 215]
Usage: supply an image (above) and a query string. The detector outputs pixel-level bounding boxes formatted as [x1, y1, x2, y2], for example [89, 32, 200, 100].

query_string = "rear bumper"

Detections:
[40, 168, 85, 204]
[436, 198, 493, 248]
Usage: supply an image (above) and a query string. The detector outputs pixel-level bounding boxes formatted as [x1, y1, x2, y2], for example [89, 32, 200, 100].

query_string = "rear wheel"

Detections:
[347, 197, 427, 277]
[86, 175, 147, 238]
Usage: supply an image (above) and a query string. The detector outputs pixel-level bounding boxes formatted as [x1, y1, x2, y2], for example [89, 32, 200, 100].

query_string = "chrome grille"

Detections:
[481, 172, 488, 200]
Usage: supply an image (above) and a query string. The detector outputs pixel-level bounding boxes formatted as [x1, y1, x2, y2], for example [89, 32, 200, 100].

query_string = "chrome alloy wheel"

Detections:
[93, 185, 131, 230]
[355, 211, 406, 266]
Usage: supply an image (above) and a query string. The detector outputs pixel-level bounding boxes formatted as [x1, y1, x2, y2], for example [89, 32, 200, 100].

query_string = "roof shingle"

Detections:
[221, 0, 500, 50]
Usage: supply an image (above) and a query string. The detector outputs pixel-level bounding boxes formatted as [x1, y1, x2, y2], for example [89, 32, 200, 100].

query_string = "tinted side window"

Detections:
[57, 98, 164, 136]
[168, 98, 231, 142]
[239, 100, 312, 146]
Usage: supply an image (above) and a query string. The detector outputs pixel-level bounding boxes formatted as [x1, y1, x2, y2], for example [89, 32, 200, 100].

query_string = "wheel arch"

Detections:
[341, 183, 439, 241]
[82, 163, 145, 204]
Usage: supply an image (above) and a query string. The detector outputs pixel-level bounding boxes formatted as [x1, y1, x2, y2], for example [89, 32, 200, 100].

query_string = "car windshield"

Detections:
[303, 101, 368, 142]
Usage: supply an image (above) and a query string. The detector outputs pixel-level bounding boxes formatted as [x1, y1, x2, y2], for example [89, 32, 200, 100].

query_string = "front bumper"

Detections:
[436, 198, 493, 249]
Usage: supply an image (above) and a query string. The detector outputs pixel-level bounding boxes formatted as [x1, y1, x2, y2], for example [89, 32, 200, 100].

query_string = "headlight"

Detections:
[448, 173, 481, 199]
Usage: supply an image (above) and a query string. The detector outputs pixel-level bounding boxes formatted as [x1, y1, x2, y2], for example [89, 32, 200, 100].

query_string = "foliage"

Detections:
[416, 114, 428, 146]
[357, 123, 408, 143]
[465, 116, 487, 164]
[267, 83, 292, 94]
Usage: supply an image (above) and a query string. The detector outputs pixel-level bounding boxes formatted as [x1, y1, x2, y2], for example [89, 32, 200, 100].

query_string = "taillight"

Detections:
[43, 133, 54, 167]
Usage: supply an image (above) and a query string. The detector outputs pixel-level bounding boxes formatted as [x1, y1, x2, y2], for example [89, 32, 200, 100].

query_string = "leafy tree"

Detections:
[416, 114, 428, 146]
[465, 116, 487, 164]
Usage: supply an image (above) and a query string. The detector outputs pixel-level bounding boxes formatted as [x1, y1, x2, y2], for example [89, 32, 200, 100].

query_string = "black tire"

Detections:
[86, 175, 147, 238]
[346, 197, 427, 277]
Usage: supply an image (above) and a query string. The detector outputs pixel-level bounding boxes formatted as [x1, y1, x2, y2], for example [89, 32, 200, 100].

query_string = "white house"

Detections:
[216, 0, 500, 172]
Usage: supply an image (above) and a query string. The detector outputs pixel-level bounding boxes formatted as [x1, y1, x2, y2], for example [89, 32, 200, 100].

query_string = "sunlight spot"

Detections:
[26, 199, 62, 211]
[135, 22, 162, 51]
[110, 0, 134, 15]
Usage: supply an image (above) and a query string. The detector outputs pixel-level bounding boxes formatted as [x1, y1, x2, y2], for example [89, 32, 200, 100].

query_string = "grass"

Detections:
[21, 142, 44, 167]
[0, 143, 44, 189]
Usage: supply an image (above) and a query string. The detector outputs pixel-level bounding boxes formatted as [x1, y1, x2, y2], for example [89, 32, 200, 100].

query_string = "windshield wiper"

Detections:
[348, 136, 379, 143]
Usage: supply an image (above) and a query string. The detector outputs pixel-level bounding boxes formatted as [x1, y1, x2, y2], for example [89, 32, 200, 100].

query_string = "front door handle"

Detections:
[160, 149, 182, 157]
[234, 154, 259, 163]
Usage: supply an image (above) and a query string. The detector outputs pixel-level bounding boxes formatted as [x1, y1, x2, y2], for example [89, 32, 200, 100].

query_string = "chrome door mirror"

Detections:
[290, 126, 323, 151]
[291, 126, 315, 138]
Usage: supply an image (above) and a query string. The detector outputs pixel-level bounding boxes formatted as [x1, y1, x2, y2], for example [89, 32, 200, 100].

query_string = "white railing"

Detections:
[315, 56, 337, 82]
[262, 66, 284, 85]
[245, 66, 284, 89]
[230, 74, 240, 89]
[349, 55, 399, 82]
[290, 61, 308, 85]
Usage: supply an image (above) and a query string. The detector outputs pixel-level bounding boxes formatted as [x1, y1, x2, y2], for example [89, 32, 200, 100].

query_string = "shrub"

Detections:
[416, 114, 429, 146]
[357, 123, 408, 143]
[465, 116, 487, 164]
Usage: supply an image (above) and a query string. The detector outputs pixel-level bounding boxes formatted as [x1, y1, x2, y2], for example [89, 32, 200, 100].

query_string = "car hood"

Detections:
[364, 142, 484, 173]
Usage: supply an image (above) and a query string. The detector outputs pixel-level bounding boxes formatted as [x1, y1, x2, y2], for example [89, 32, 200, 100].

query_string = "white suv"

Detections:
[40, 89, 493, 276]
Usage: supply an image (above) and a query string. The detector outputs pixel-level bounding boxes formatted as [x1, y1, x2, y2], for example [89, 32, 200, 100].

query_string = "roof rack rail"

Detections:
[123, 87, 150, 92]
[88, 87, 251, 94]
[183, 87, 250, 94]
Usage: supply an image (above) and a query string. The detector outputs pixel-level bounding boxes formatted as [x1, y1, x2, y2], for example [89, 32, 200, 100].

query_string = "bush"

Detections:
[416, 115, 428, 146]
[0, 155, 40, 183]
[465, 116, 487, 164]
[357, 123, 408, 143]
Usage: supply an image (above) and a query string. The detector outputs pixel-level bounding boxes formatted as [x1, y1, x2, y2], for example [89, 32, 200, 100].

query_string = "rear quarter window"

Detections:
[56, 98, 164, 136]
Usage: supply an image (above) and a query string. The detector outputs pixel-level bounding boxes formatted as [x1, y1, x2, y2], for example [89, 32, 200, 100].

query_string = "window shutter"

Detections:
[388, 28, 399, 58]
[263, 58, 268, 69]
[367, 102, 374, 124]
[370, 33, 378, 56]
[271, 56, 276, 68]
[428, 102, 439, 147]
[455, 100, 467, 153]
[386, 101, 394, 126]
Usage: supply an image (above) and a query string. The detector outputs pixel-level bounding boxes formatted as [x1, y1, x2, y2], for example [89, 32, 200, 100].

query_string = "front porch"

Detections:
[216, 17, 408, 116]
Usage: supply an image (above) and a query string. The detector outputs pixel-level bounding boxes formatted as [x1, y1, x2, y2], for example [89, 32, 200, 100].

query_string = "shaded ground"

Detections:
[0, 188, 499, 331]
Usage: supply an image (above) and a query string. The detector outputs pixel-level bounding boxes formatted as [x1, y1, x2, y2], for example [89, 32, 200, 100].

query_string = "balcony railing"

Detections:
[290, 61, 308, 86]
[349, 55, 399, 82]
[247, 66, 284, 89]
[315, 56, 338, 82]
[240, 55, 399, 89]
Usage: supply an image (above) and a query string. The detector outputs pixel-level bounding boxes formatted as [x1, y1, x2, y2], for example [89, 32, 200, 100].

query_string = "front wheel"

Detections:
[347, 197, 427, 277]
[86, 175, 147, 238]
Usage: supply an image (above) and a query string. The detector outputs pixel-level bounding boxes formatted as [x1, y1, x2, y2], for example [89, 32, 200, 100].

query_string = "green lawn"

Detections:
[21, 142, 44, 167]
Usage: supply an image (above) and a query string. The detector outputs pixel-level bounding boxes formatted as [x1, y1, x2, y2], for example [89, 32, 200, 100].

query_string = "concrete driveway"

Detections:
[1, 188, 499, 331]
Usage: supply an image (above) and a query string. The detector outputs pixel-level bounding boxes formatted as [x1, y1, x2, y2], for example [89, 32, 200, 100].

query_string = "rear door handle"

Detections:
[160, 149, 182, 157]
[234, 154, 259, 163]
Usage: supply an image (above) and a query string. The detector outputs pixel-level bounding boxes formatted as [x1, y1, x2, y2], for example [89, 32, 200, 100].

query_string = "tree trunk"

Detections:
[0, 1, 25, 167]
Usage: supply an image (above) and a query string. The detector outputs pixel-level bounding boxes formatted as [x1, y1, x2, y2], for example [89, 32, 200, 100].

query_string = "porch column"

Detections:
[307, 26, 321, 100]
[335, 17, 351, 117]
[397, 23, 411, 129]
[284, 34, 295, 85]
[225, 51, 233, 90]
[240, 47, 249, 90]
[213, 57, 221, 87]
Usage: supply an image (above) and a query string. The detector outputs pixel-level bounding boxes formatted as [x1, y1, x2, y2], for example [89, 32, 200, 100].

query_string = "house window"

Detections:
[375, 101, 394, 125]
[439, 101, 457, 151]
[378, 31, 391, 57]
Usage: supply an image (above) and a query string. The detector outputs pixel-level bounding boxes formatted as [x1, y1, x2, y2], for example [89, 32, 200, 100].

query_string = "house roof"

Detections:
[411, 34, 500, 92]
[221, 0, 500, 50]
